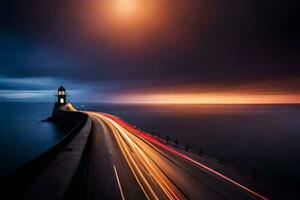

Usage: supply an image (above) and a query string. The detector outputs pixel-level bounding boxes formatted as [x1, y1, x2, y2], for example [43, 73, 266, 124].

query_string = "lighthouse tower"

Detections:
[57, 86, 67, 105]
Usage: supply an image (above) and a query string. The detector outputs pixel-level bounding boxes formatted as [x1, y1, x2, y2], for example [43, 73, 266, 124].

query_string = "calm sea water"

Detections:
[0, 102, 65, 177]
[78, 103, 300, 192]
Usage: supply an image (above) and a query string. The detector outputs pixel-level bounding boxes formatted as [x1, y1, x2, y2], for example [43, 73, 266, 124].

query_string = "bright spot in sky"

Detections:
[114, 0, 137, 17]
[95, 0, 163, 28]
[86, 0, 202, 48]
[87, 0, 165, 46]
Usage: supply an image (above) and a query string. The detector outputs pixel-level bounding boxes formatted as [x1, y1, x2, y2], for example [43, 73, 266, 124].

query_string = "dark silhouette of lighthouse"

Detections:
[57, 86, 67, 105]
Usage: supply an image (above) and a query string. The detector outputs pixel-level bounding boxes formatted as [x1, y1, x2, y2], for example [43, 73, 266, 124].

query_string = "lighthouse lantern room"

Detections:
[57, 86, 67, 104]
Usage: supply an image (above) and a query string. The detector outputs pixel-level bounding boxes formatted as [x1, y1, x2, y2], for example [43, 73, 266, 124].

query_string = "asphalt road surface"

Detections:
[85, 111, 269, 200]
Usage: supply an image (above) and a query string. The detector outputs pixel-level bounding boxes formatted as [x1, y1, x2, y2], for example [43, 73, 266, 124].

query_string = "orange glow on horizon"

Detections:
[110, 93, 300, 104]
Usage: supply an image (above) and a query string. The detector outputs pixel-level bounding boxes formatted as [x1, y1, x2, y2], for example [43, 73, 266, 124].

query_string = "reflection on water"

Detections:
[80, 103, 300, 191]
[0, 102, 65, 177]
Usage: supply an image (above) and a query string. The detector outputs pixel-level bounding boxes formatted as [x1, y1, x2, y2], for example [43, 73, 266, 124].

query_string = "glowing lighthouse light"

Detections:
[57, 86, 67, 105]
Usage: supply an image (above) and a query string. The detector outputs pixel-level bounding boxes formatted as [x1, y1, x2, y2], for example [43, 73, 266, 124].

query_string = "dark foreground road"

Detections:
[85, 111, 269, 200]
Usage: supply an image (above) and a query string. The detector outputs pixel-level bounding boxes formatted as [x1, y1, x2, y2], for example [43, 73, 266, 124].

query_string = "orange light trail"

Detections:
[89, 112, 185, 199]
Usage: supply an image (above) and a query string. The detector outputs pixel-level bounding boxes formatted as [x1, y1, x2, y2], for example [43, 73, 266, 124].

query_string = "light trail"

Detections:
[98, 112, 269, 200]
[109, 119, 158, 200]
[94, 112, 183, 200]
[106, 116, 183, 200]
[93, 114, 155, 200]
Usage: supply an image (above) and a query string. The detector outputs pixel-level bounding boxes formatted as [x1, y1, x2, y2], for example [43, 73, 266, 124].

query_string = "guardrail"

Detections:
[118, 116, 264, 180]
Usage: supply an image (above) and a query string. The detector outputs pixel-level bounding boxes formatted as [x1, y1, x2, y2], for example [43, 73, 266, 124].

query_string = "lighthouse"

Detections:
[57, 86, 67, 105]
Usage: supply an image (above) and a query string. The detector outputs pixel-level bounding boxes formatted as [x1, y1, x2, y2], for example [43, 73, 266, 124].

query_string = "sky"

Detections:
[0, 0, 299, 103]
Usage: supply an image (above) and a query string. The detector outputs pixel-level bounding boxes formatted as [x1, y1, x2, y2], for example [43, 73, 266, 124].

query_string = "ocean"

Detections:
[1, 102, 300, 193]
[0, 102, 65, 177]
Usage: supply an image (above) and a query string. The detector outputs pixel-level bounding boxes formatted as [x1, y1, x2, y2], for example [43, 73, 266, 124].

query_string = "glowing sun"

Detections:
[114, 0, 137, 18]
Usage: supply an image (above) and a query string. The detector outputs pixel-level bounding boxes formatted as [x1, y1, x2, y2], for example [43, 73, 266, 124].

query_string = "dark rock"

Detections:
[41, 117, 55, 123]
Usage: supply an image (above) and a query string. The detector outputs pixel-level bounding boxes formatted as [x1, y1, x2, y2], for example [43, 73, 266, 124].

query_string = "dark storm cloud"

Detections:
[0, 0, 299, 101]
